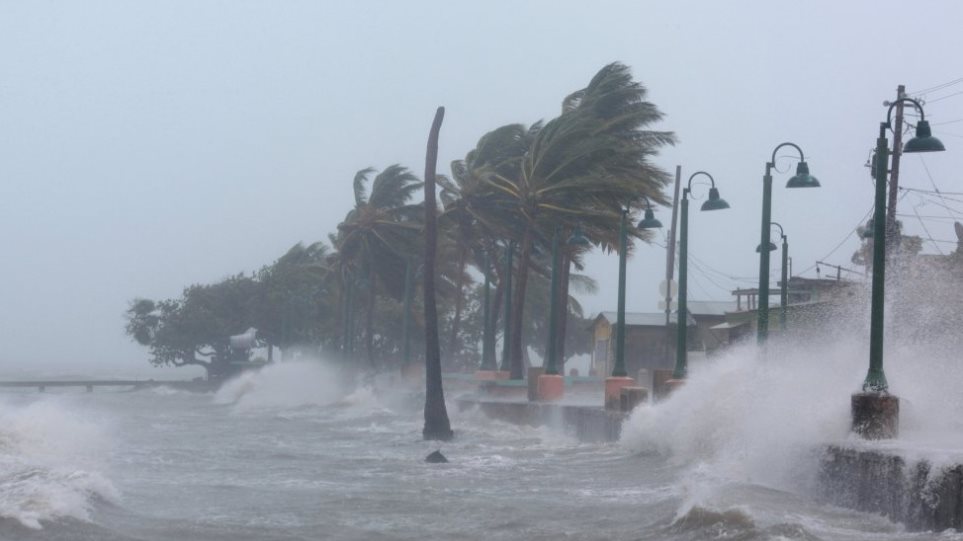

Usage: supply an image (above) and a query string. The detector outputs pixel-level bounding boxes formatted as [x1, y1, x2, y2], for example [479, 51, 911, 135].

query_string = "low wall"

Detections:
[819, 445, 963, 531]
[455, 398, 625, 443]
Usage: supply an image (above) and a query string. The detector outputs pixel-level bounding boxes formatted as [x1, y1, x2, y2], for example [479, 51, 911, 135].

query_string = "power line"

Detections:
[911, 77, 963, 97]
[926, 90, 963, 104]
[931, 118, 963, 126]
[899, 186, 963, 197]
[795, 204, 874, 277]
[912, 201, 945, 255]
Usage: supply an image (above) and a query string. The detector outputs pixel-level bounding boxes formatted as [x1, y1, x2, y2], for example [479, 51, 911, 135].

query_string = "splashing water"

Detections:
[213, 359, 350, 412]
[621, 315, 963, 523]
[0, 398, 118, 529]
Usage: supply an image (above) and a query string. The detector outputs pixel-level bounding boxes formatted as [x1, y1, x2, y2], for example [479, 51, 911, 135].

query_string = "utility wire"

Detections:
[899, 186, 963, 197]
[911, 77, 963, 97]
[795, 204, 874, 277]
[926, 90, 963, 104]
[913, 200, 945, 255]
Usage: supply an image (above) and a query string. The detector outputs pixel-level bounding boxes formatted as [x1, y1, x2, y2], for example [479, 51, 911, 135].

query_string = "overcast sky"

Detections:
[2, 0, 962, 377]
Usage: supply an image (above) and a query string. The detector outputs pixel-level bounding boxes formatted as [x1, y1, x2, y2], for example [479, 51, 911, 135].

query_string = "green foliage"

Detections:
[127, 62, 676, 377]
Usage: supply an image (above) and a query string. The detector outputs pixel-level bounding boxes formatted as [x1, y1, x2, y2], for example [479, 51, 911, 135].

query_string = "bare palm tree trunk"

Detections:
[508, 222, 534, 379]
[422, 106, 453, 441]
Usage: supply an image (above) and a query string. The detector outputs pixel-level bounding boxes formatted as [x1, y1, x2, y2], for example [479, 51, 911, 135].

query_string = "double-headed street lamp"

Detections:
[853, 98, 945, 439]
[670, 172, 730, 382]
[757, 143, 820, 344]
[756, 222, 789, 330]
[603, 200, 663, 409]
[538, 225, 590, 401]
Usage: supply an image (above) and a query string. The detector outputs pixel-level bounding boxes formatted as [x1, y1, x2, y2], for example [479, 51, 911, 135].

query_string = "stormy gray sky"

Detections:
[2, 1, 962, 377]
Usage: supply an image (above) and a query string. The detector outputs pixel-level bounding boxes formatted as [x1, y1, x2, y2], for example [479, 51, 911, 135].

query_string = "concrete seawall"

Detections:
[455, 398, 626, 443]
[819, 445, 963, 531]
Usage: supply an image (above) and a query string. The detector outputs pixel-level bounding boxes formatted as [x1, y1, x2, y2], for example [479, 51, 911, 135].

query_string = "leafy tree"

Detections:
[255, 242, 332, 359]
[125, 274, 261, 380]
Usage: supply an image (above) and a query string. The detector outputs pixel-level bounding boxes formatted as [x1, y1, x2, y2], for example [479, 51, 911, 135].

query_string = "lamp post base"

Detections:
[400, 362, 423, 383]
[852, 392, 899, 439]
[536, 374, 565, 401]
[474, 370, 509, 381]
[664, 379, 686, 395]
[604, 376, 635, 411]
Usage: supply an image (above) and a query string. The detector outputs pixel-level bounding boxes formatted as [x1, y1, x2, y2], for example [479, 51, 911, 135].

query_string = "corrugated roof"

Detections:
[685, 300, 738, 316]
[596, 311, 696, 327]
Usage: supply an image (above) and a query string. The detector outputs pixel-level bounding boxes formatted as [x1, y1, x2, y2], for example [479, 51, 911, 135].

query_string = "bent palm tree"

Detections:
[334, 165, 423, 367]
[493, 62, 676, 378]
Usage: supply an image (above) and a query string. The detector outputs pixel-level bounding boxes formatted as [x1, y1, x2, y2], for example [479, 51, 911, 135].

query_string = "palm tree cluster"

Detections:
[126, 62, 675, 380]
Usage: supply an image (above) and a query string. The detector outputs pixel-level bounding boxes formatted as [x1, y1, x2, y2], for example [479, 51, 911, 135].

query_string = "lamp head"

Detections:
[903, 120, 946, 153]
[700, 187, 730, 211]
[566, 224, 592, 246]
[756, 241, 778, 253]
[637, 207, 663, 230]
[786, 161, 820, 188]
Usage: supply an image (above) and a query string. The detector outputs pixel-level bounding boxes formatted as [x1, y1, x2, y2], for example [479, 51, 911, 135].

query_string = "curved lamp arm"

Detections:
[770, 221, 785, 239]
[640, 194, 656, 209]
[886, 97, 926, 126]
[769, 142, 806, 167]
[685, 171, 717, 196]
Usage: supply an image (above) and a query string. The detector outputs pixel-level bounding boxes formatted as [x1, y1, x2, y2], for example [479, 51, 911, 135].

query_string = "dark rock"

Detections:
[425, 450, 448, 463]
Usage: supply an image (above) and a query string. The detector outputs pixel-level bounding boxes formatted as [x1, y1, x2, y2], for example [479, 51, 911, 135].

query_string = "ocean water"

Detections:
[1, 353, 962, 541]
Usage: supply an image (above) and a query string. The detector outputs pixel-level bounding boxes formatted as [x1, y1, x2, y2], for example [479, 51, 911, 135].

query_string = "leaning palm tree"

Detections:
[437, 124, 533, 364]
[334, 164, 423, 367]
[488, 62, 676, 378]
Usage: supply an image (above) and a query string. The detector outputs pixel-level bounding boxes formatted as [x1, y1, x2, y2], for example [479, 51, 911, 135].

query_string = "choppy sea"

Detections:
[2, 342, 962, 540]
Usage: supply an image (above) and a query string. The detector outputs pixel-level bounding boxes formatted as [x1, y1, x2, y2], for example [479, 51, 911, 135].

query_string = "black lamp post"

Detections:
[757, 143, 819, 344]
[672, 172, 729, 381]
[756, 222, 788, 331]
[853, 98, 945, 439]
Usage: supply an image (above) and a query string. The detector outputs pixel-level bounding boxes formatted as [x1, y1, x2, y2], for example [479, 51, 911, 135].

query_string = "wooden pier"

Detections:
[0, 379, 212, 392]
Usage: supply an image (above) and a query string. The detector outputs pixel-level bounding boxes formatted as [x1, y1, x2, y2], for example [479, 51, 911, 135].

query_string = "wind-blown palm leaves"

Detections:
[445, 62, 675, 378]
[334, 165, 424, 366]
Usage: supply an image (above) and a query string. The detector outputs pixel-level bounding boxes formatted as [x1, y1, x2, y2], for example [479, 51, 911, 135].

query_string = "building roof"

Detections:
[685, 300, 738, 316]
[595, 311, 696, 327]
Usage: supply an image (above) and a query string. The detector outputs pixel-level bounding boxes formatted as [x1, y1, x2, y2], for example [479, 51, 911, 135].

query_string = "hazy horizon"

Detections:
[3, 0, 963, 377]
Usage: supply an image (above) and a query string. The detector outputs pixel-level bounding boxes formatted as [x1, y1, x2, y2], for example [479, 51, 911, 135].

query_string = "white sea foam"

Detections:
[0, 398, 118, 529]
[213, 360, 351, 412]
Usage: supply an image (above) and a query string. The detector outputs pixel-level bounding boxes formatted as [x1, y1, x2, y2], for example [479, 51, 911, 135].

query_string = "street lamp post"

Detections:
[669, 172, 730, 386]
[756, 222, 789, 330]
[757, 143, 819, 344]
[537, 225, 590, 401]
[603, 201, 663, 410]
[853, 98, 945, 439]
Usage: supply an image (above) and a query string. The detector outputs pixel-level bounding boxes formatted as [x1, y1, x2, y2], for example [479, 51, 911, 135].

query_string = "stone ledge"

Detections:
[455, 397, 626, 443]
[819, 445, 963, 531]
